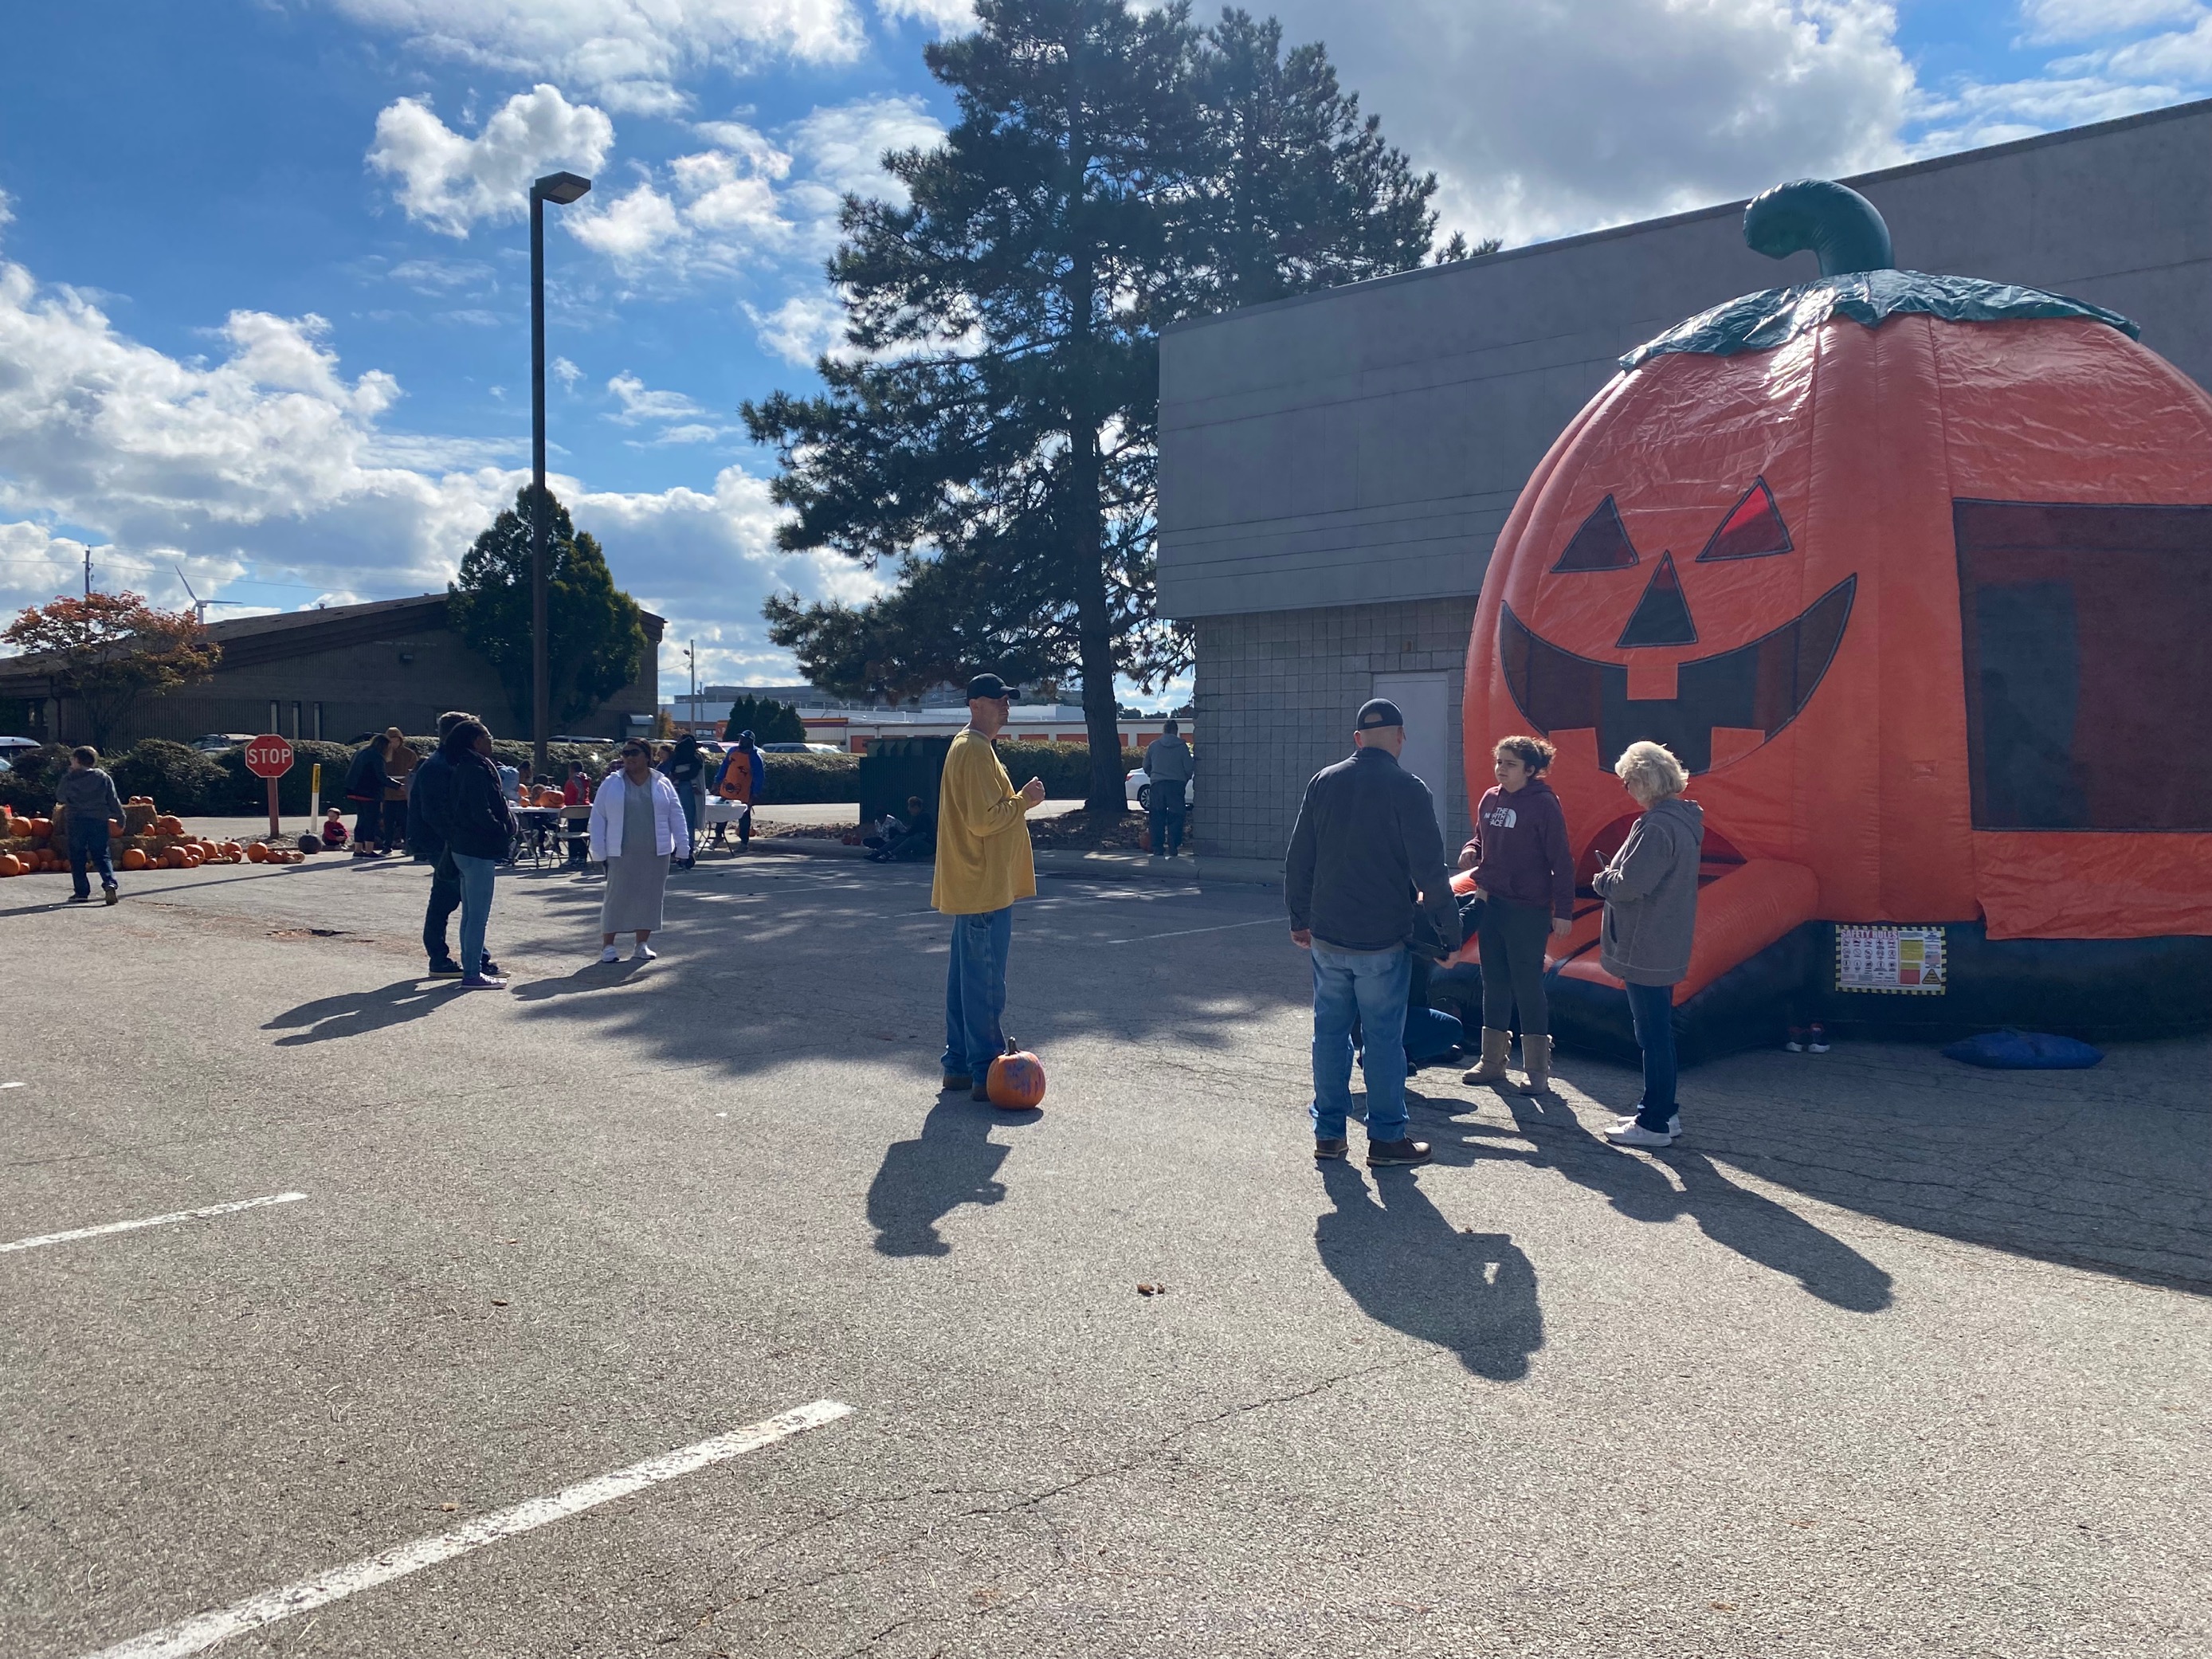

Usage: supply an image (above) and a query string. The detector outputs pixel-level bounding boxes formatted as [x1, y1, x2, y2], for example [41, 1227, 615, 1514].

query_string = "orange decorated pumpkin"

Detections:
[1462, 179, 2212, 1053]
[985, 1043, 1046, 1110]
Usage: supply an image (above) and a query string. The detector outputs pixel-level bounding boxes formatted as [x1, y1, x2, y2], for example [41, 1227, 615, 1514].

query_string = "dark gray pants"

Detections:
[1478, 896, 1552, 1037]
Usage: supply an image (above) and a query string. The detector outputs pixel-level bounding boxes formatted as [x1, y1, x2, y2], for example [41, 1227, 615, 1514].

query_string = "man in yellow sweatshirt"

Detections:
[935, 673, 1047, 1099]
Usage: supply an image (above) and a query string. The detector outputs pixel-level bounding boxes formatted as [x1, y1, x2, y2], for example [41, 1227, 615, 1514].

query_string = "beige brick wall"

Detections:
[1192, 596, 1480, 862]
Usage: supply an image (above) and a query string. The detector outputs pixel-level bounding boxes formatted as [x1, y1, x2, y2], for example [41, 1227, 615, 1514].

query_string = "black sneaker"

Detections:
[941, 1073, 973, 1090]
[65, 893, 92, 904]
[477, 956, 502, 977]
[427, 958, 465, 979]
[1367, 1138, 1433, 1167]
[1314, 1137, 1348, 1161]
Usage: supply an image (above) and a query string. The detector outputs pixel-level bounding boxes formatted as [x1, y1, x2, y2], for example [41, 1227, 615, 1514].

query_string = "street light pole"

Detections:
[528, 169, 592, 775]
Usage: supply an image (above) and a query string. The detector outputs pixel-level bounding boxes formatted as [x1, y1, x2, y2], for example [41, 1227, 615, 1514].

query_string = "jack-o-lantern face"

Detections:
[1462, 177, 2212, 945]
[1499, 480, 1854, 774]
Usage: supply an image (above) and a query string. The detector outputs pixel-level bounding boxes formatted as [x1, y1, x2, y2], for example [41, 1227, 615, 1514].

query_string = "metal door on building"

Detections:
[1371, 671, 1450, 839]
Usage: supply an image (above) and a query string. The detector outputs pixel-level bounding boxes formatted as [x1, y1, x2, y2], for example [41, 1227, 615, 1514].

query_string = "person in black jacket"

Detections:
[430, 719, 515, 990]
[1285, 697, 1458, 1167]
[405, 709, 499, 979]
[342, 733, 398, 857]
[660, 732, 707, 869]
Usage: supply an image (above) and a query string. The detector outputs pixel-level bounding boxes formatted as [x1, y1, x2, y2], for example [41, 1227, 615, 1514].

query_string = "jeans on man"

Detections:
[423, 845, 483, 965]
[941, 906, 1013, 1077]
[1150, 793, 1186, 857]
[1309, 942, 1411, 1143]
[67, 821, 117, 899]
[451, 852, 498, 978]
[1625, 979, 1678, 1129]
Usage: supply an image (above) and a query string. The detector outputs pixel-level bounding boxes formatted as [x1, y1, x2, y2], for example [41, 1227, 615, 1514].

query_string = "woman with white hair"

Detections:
[1594, 740, 1703, 1147]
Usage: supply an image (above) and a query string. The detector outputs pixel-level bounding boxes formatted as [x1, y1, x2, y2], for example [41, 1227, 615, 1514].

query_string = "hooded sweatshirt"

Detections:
[1592, 796, 1704, 986]
[1465, 777, 1574, 920]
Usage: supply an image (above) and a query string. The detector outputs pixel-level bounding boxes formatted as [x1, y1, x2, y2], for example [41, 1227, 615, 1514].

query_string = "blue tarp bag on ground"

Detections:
[1941, 1030, 2104, 1069]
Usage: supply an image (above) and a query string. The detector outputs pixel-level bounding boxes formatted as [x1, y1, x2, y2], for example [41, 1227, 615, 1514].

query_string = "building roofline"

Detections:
[1161, 96, 2212, 338]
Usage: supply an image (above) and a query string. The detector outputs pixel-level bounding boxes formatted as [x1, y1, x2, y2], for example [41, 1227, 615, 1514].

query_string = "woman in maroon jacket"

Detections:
[1458, 735, 1575, 1092]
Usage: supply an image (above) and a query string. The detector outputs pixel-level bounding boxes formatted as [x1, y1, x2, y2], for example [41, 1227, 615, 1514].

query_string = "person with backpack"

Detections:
[713, 730, 765, 850]
[1458, 734, 1576, 1094]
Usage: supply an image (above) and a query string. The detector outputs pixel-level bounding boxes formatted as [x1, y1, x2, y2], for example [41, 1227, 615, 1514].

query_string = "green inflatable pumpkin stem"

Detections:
[1743, 179, 1893, 276]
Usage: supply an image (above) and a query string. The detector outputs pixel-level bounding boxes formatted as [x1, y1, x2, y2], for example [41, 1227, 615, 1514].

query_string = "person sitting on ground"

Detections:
[57, 745, 125, 905]
[868, 794, 935, 862]
[320, 807, 349, 850]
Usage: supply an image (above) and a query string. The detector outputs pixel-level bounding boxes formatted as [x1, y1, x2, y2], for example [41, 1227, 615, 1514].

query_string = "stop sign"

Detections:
[244, 734, 295, 779]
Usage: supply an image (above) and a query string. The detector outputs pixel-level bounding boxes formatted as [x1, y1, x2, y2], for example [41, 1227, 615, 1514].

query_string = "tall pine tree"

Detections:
[747, 0, 1444, 810]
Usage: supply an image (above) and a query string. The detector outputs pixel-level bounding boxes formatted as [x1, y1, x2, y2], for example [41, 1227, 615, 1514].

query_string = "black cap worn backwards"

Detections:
[967, 673, 1010, 700]
[1355, 697, 1404, 730]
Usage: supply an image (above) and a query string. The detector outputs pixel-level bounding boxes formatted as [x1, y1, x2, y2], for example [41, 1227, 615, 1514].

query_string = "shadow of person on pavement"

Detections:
[1313, 1149, 1543, 1382]
[1484, 1088, 1894, 1313]
[263, 978, 457, 1044]
[509, 960, 648, 1002]
[866, 1092, 1033, 1258]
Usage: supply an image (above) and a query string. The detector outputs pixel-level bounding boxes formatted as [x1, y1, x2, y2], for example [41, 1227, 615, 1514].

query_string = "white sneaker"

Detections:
[598, 946, 621, 963]
[630, 943, 657, 962]
[1606, 1120, 1678, 1147]
[1613, 1112, 1681, 1138]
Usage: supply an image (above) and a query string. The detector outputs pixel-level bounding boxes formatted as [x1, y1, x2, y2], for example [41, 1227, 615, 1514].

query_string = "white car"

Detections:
[1126, 767, 1194, 811]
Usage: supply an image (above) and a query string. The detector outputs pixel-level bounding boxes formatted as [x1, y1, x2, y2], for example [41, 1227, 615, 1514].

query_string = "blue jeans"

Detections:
[451, 853, 498, 979]
[941, 906, 1013, 1078]
[1150, 793, 1186, 856]
[1310, 943, 1411, 1143]
[1626, 980, 1678, 1128]
[69, 821, 117, 898]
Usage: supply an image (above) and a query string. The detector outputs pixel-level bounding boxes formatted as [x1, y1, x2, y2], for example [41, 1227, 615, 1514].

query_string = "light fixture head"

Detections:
[535, 171, 593, 206]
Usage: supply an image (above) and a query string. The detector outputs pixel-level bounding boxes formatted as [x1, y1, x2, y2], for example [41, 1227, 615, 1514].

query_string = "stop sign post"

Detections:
[244, 735, 294, 840]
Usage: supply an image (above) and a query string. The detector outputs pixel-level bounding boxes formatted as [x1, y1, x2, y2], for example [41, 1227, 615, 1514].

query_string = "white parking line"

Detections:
[77, 1399, 852, 1659]
[1104, 916, 1283, 945]
[0, 1191, 308, 1256]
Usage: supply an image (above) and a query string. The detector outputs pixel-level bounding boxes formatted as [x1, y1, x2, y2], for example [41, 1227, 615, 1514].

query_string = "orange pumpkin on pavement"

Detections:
[985, 1044, 1047, 1110]
[1461, 179, 2212, 1055]
[122, 848, 150, 871]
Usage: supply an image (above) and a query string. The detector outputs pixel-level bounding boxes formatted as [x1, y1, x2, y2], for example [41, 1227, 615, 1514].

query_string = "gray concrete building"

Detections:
[1158, 99, 2212, 862]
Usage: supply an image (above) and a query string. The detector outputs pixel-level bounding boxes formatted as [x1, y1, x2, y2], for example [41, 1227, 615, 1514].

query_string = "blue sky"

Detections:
[2, 0, 2207, 696]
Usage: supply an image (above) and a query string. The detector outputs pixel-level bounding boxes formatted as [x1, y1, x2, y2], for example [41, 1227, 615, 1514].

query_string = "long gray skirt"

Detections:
[600, 851, 669, 934]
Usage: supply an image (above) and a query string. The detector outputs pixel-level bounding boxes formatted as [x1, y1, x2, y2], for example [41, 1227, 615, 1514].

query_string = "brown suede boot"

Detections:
[1461, 1027, 1512, 1085]
[1515, 1033, 1554, 1094]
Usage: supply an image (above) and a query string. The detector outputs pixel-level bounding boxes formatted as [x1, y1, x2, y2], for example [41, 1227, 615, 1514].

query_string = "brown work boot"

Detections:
[1515, 1033, 1554, 1094]
[1461, 1027, 1512, 1085]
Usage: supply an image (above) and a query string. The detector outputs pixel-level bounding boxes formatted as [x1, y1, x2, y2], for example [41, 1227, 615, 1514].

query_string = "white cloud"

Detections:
[0, 250, 836, 681]
[551, 355, 584, 389]
[567, 178, 686, 263]
[745, 292, 848, 365]
[368, 85, 614, 237]
[786, 94, 941, 198]
[606, 371, 705, 424]
[1251, 0, 1911, 245]
[2022, 0, 2204, 43]
[875, 0, 975, 33]
[328, 0, 868, 116]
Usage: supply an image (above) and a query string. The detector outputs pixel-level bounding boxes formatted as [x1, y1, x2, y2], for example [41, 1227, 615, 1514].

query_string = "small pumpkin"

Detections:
[985, 1042, 1047, 1110]
[246, 842, 267, 862]
[121, 848, 150, 871]
[0, 855, 20, 877]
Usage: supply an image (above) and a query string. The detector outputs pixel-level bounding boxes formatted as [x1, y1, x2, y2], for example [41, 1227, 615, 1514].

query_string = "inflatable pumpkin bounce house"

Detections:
[1455, 178, 2212, 1062]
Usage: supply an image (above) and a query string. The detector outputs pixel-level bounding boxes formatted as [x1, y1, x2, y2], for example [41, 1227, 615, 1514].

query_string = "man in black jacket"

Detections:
[406, 710, 498, 980]
[1286, 698, 1457, 1167]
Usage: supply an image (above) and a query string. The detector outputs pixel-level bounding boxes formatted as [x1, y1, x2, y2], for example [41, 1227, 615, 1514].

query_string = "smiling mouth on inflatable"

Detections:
[1499, 576, 1855, 773]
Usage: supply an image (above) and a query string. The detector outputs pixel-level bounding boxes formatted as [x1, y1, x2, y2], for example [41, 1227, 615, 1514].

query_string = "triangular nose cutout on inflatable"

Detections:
[1617, 551, 1698, 647]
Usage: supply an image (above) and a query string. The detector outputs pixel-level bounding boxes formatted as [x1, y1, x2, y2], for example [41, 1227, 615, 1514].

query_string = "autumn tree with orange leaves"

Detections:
[3, 592, 221, 749]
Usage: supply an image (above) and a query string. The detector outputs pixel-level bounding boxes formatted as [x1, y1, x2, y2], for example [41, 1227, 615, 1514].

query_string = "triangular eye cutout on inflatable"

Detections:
[1696, 477, 1794, 562]
[1550, 495, 1641, 572]
[1616, 551, 1699, 648]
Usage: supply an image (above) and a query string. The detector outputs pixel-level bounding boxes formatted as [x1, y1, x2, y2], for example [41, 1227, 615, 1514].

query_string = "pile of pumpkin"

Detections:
[0, 796, 306, 877]
[528, 786, 567, 808]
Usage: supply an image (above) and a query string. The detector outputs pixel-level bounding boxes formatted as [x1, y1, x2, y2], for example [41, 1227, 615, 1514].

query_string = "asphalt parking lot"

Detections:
[4, 849, 2206, 1657]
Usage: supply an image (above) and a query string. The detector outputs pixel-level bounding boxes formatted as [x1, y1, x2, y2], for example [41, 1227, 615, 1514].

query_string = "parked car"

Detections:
[1125, 767, 1195, 812]
[0, 735, 41, 757]
[190, 732, 255, 753]
[759, 741, 844, 754]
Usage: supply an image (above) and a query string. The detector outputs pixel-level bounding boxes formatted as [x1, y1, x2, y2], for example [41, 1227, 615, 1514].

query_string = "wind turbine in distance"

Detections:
[175, 566, 252, 626]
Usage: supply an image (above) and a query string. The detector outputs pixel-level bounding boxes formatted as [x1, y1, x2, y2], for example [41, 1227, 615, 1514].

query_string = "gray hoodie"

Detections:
[56, 764, 126, 830]
[1593, 796, 1704, 986]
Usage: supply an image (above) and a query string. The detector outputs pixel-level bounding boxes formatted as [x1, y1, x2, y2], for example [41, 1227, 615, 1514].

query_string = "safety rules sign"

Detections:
[1836, 924, 1947, 994]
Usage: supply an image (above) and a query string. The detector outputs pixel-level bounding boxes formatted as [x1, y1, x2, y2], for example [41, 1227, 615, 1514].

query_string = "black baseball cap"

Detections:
[1356, 697, 1404, 730]
[967, 673, 1010, 700]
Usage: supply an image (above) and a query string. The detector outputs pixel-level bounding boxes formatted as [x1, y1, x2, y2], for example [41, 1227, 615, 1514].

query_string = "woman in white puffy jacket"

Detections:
[587, 740, 693, 962]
